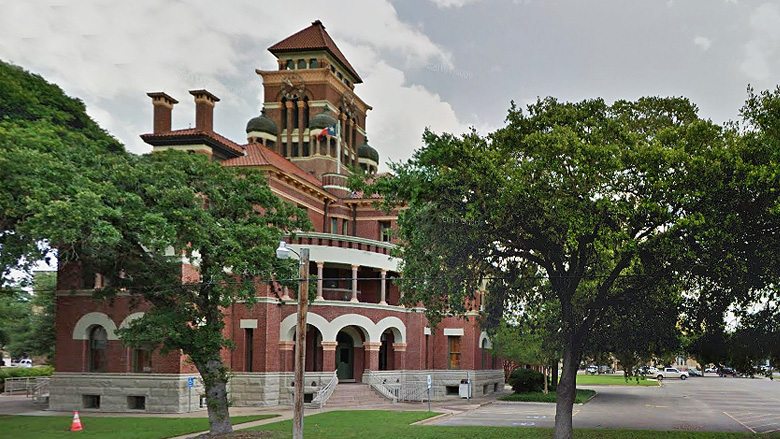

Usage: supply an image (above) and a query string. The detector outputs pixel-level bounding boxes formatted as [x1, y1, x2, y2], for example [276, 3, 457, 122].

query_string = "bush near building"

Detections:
[0, 365, 54, 391]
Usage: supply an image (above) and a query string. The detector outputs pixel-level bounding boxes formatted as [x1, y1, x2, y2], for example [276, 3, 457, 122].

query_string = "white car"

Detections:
[656, 367, 688, 380]
[10, 359, 33, 368]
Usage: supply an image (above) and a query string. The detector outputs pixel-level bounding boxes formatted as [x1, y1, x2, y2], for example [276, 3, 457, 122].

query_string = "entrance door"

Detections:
[336, 333, 354, 380]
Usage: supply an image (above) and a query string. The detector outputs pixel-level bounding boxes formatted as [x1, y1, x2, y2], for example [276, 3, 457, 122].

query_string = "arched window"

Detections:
[285, 60, 295, 70]
[297, 59, 307, 69]
[309, 58, 319, 68]
[88, 325, 108, 372]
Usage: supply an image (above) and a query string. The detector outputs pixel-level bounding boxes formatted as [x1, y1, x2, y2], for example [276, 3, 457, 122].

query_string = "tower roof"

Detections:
[268, 20, 362, 84]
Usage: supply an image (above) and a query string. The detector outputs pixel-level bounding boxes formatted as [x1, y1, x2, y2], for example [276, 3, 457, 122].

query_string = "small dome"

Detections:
[358, 141, 379, 163]
[246, 111, 278, 135]
[309, 107, 338, 129]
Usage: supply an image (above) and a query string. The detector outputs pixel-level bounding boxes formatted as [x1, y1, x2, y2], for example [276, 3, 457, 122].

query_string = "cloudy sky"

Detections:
[1, 0, 779, 170]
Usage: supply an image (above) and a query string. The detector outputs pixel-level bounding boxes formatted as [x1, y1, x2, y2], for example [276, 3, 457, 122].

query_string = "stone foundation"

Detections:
[49, 373, 205, 413]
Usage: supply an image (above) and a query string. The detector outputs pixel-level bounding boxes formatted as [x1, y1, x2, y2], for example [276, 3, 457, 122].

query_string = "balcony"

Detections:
[288, 232, 395, 256]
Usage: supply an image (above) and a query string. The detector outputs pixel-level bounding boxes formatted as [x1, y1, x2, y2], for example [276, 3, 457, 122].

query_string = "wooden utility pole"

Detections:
[293, 248, 310, 439]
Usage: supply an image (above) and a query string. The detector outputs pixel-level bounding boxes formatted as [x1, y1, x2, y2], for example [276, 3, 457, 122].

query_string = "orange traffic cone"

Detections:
[71, 411, 83, 432]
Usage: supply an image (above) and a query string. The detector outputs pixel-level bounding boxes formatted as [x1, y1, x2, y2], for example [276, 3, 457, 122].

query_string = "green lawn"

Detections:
[253, 410, 780, 439]
[576, 374, 659, 386]
[499, 389, 596, 403]
[0, 414, 276, 439]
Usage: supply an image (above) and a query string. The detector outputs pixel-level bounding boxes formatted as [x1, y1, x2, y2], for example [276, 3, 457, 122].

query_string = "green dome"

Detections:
[358, 141, 379, 163]
[246, 111, 278, 135]
[309, 107, 338, 129]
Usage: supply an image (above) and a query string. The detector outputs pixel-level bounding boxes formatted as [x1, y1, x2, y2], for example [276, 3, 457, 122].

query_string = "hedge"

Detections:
[0, 366, 54, 391]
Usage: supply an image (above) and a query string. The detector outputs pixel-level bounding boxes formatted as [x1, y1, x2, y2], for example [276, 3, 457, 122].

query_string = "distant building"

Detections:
[50, 21, 502, 413]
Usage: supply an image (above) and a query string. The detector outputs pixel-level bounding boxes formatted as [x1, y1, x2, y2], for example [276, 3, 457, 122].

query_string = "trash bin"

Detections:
[459, 379, 471, 398]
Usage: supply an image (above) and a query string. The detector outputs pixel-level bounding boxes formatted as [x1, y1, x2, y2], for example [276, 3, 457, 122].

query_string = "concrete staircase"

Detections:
[321, 383, 391, 407]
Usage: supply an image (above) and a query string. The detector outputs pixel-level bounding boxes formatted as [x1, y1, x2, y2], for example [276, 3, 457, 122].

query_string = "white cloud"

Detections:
[0, 0, 456, 162]
[694, 36, 712, 51]
[739, 3, 780, 81]
[429, 0, 483, 8]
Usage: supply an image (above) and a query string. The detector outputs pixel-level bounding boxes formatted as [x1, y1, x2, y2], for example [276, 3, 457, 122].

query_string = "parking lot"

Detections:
[436, 375, 780, 433]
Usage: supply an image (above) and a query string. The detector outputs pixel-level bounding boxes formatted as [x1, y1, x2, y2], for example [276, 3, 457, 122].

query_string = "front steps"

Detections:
[319, 383, 390, 407]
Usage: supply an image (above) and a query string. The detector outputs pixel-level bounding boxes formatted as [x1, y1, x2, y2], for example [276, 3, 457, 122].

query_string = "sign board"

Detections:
[188, 377, 195, 388]
[427, 374, 431, 389]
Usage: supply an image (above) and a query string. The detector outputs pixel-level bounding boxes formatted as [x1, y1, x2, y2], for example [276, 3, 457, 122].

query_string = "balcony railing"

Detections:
[288, 232, 395, 256]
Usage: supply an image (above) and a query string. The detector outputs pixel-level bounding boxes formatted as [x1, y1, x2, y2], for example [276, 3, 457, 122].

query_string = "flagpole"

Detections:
[336, 119, 341, 174]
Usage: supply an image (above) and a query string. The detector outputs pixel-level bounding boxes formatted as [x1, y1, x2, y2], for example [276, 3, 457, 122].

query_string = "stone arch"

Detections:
[479, 331, 492, 349]
[72, 312, 119, 340]
[338, 326, 364, 346]
[119, 312, 145, 329]
[374, 316, 406, 344]
[329, 314, 374, 343]
[279, 312, 329, 342]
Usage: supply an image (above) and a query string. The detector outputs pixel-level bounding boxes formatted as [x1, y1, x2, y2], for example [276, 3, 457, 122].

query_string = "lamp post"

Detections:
[276, 240, 310, 439]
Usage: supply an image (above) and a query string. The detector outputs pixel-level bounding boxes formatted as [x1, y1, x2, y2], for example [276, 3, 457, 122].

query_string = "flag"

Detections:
[318, 124, 337, 140]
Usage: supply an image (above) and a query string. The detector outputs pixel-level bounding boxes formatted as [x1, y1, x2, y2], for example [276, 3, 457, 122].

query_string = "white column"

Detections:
[351, 265, 359, 302]
[316, 262, 324, 301]
[379, 270, 387, 305]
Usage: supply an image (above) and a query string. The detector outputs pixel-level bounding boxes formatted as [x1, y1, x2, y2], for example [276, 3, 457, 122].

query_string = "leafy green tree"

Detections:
[364, 96, 727, 439]
[1, 60, 309, 434]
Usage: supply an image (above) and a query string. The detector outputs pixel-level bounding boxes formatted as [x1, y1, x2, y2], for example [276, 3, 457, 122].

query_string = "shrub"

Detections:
[509, 367, 544, 393]
[0, 366, 54, 391]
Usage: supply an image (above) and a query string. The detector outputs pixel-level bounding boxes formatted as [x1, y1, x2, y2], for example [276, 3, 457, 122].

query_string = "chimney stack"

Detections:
[147, 92, 178, 134]
[189, 89, 220, 132]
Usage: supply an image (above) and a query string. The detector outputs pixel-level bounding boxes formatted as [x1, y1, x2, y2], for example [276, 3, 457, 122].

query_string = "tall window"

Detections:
[342, 220, 348, 236]
[379, 221, 391, 242]
[481, 339, 489, 369]
[448, 336, 461, 369]
[132, 347, 152, 373]
[245, 328, 254, 372]
[331, 218, 338, 234]
[88, 326, 107, 372]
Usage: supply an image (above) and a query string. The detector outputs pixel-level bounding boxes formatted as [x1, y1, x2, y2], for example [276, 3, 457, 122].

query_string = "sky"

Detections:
[1, 0, 779, 171]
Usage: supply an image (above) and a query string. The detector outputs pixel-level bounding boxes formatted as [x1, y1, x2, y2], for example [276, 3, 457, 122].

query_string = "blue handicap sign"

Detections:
[188, 377, 195, 388]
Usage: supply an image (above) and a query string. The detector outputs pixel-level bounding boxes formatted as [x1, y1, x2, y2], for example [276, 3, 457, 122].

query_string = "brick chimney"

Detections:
[147, 92, 178, 134]
[189, 89, 220, 132]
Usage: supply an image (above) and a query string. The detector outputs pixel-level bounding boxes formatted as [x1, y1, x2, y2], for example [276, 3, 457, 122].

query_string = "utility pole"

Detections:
[293, 248, 310, 439]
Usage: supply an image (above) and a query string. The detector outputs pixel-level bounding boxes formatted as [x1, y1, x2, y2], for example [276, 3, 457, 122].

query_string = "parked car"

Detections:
[705, 366, 717, 373]
[718, 366, 737, 377]
[656, 367, 688, 380]
[10, 358, 33, 368]
[686, 368, 702, 377]
[586, 365, 598, 375]
[638, 366, 659, 376]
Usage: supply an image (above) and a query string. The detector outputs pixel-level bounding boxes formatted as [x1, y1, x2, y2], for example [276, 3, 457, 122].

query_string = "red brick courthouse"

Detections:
[49, 21, 503, 413]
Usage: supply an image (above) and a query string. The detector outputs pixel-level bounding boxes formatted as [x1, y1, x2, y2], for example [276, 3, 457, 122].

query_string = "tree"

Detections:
[365, 96, 726, 439]
[0, 60, 309, 434]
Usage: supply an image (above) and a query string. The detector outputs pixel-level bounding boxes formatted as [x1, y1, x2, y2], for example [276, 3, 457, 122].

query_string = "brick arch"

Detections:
[479, 331, 492, 349]
[374, 316, 406, 344]
[279, 312, 329, 342]
[119, 312, 145, 329]
[328, 314, 374, 343]
[72, 312, 119, 340]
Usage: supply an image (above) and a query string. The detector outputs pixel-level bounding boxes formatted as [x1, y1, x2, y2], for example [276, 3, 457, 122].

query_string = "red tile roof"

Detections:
[268, 20, 362, 83]
[221, 143, 323, 188]
[141, 128, 244, 156]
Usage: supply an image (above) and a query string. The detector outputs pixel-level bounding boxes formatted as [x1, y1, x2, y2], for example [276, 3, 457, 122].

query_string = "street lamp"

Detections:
[276, 239, 310, 439]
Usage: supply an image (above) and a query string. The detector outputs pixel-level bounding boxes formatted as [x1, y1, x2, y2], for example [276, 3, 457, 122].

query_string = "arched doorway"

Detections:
[336, 332, 353, 380]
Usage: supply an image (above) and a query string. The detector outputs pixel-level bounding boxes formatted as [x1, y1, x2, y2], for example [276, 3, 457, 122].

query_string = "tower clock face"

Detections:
[341, 92, 357, 117]
[280, 73, 305, 100]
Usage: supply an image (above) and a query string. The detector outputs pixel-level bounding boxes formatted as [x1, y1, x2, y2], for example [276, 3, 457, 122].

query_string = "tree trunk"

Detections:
[543, 366, 549, 395]
[553, 345, 579, 439]
[552, 361, 559, 390]
[198, 359, 233, 435]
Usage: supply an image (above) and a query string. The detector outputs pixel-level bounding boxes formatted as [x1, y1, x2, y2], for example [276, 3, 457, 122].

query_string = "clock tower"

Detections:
[248, 20, 378, 191]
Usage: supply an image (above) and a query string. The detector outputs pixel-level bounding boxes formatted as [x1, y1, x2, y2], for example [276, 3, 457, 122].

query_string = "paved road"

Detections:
[436, 375, 780, 433]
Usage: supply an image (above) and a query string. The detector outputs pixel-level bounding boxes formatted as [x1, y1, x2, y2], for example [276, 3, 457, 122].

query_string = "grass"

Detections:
[252, 410, 780, 439]
[0, 414, 277, 439]
[499, 389, 596, 403]
[575, 374, 658, 386]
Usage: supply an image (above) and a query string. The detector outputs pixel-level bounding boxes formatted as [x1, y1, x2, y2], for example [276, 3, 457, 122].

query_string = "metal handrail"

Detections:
[310, 370, 338, 408]
[288, 232, 396, 251]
